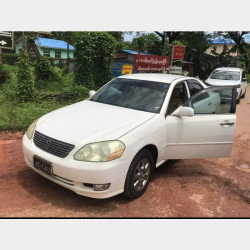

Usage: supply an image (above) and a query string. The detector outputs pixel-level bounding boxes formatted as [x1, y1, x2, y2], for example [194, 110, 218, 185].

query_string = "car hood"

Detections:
[35, 100, 155, 148]
[206, 78, 240, 86]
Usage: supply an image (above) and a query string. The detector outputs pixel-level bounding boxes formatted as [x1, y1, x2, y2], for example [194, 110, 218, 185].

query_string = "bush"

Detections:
[2, 53, 19, 65]
[0, 100, 66, 131]
[35, 86, 89, 103]
[0, 65, 8, 85]
[35, 58, 57, 81]
[0, 64, 18, 85]
[0, 65, 18, 99]
[16, 51, 35, 102]
[246, 74, 250, 83]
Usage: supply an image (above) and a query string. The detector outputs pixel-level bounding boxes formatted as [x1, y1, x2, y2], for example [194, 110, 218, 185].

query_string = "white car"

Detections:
[22, 73, 237, 199]
[205, 67, 247, 104]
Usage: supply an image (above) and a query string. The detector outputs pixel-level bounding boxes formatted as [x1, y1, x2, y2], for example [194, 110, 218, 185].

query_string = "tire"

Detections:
[242, 88, 246, 98]
[237, 91, 242, 104]
[124, 149, 154, 199]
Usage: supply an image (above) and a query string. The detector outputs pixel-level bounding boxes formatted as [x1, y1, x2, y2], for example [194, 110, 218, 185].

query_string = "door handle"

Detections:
[220, 122, 234, 126]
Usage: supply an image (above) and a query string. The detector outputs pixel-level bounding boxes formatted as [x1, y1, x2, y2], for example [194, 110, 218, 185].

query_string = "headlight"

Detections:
[74, 141, 125, 162]
[26, 119, 38, 140]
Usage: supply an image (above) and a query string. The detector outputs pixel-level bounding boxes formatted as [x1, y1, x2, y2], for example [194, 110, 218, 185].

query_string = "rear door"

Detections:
[165, 86, 237, 159]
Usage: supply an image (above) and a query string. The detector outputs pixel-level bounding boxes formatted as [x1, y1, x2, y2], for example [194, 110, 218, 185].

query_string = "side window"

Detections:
[184, 87, 236, 114]
[167, 82, 188, 115]
[187, 79, 204, 97]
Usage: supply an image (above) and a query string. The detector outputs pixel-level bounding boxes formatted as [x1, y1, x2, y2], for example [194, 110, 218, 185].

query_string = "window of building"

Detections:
[55, 51, 61, 59]
[43, 50, 50, 57]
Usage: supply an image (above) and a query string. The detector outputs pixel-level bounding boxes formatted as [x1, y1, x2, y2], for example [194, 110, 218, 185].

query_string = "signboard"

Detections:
[172, 45, 185, 60]
[0, 31, 14, 49]
[169, 66, 182, 74]
[135, 55, 170, 72]
[122, 64, 133, 74]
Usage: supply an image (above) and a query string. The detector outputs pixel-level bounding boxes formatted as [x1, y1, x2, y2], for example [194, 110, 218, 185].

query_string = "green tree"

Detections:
[74, 32, 116, 88]
[130, 33, 162, 55]
[16, 50, 35, 102]
[210, 31, 250, 71]
[154, 31, 181, 54]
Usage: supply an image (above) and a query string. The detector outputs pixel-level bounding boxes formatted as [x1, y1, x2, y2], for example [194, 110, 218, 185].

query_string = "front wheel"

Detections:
[241, 88, 247, 98]
[237, 91, 242, 104]
[124, 149, 153, 199]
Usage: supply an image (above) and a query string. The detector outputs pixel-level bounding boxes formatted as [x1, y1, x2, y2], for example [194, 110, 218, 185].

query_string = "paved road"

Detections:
[0, 85, 250, 217]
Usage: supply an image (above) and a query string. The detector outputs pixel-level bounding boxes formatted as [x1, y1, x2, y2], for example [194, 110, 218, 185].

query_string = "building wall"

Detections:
[39, 47, 74, 58]
[15, 41, 22, 54]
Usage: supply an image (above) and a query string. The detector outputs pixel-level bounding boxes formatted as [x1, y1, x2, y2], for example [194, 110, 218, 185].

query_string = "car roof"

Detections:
[214, 67, 242, 72]
[117, 73, 186, 84]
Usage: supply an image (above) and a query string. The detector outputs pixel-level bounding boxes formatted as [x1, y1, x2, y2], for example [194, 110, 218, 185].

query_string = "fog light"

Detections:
[93, 183, 111, 191]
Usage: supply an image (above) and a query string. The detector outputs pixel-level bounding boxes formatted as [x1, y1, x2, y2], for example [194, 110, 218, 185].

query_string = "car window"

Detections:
[167, 82, 188, 115]
[210, 70, 240, 81]
[183, 87, 236, 114]
[90, 78, 170, 113]
[187, 79, 204, 96]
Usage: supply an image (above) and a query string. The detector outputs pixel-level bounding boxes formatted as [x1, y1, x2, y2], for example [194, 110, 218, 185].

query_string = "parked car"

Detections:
[205, 67, 247, 104]
[22, 73, 237, 199]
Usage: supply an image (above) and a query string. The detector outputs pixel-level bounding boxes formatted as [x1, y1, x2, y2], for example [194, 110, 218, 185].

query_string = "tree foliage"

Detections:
[130, 33, 162, 55]
[210, 31, 250, 72]
[35, 58, 55, 81]
[74, 32, 116, 88]
[16, 50, 35, 102]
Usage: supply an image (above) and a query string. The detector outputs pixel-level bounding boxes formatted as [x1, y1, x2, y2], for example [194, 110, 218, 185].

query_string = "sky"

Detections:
[123, 32, 135, 42]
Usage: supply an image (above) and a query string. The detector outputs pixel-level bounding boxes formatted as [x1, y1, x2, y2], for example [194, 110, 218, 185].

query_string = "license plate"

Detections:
[33, 155, 53, 177]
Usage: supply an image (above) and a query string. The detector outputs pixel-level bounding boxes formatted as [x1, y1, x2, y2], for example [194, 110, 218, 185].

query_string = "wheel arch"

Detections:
[140, 144, 158, 167]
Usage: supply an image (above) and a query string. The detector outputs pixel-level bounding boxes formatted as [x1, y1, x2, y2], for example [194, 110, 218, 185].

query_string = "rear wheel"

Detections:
[237, 91, 242, 104]
[241, 88, 246, 98]
[124, 149, 153, 199]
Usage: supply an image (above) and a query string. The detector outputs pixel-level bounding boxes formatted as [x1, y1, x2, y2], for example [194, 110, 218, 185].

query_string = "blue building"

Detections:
[15, 37, 75, 59]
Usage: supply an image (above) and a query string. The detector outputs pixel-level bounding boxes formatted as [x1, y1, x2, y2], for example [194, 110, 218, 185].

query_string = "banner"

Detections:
[172, 45, 185, 60]
[169, 66, 182, 74]
[135, 54, 170, 72]
[122, 65, 133, 74]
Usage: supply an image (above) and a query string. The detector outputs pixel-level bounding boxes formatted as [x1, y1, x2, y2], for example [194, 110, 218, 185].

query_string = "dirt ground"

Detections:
[0, 86, 250, 217]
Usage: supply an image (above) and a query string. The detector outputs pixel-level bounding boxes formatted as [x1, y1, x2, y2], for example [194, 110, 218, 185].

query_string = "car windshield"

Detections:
[210, 70, 240, 81]
[90, 78, 170, 113]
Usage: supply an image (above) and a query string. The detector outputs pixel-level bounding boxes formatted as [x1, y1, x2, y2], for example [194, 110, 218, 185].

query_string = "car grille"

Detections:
[33, 130, 75, 158]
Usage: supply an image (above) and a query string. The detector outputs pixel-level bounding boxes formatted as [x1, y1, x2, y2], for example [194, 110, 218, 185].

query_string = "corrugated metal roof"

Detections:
[243, 34, 250, 43]
[211, 36, 235, 44]
[211, 34, 250, 44]
[35, 37, 75, 50]
[122, 49, 152, 55]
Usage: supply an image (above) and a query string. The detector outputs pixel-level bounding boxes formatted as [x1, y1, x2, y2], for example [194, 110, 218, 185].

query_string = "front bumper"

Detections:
[22, 134, 131, 199]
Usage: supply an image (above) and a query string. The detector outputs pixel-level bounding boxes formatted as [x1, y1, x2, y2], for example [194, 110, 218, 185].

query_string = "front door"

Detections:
[165, 86, 237, 159]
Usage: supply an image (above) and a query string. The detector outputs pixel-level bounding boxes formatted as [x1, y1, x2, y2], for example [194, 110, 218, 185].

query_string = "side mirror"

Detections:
[89, 90, 96, 98]
[242, 77, 248, 82]
[171, 106, 194, 117]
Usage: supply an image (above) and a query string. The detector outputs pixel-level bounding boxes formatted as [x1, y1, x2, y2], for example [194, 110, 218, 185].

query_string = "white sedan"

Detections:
[22, 73, 237, 199]
[205, 67, 247, 104]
